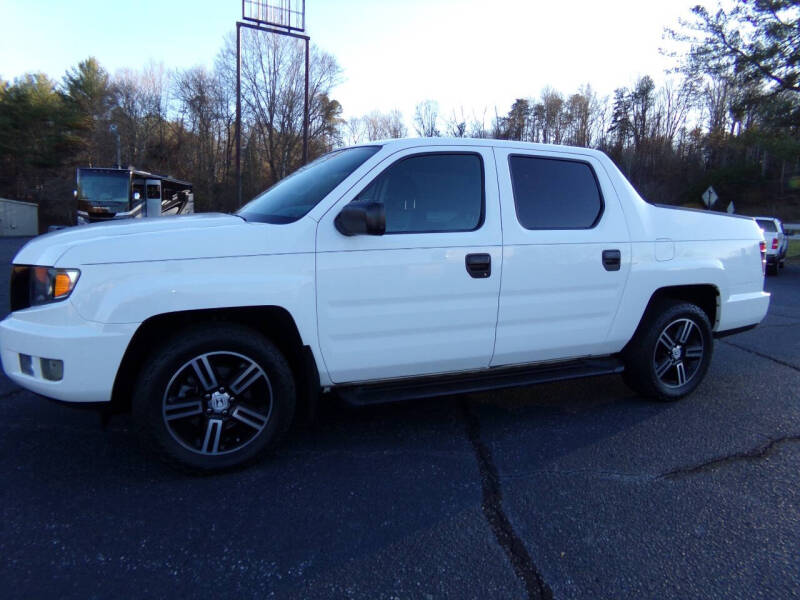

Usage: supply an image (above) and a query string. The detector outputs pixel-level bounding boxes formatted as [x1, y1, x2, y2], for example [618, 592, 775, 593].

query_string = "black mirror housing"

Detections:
[335, 201, 386, 236]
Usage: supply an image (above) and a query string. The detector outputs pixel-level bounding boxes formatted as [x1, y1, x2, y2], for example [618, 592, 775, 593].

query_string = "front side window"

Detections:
[238, 146, 381, 224]
[355, 153, 484, 234]
[509, 156, 603, 230]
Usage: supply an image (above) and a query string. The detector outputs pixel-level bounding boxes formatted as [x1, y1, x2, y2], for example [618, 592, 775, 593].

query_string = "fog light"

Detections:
[19, 354, 33, 376]
[40, 358, 63, 381]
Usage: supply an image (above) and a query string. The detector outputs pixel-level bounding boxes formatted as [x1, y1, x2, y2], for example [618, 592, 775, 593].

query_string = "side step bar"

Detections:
[335, 356, 625, 406]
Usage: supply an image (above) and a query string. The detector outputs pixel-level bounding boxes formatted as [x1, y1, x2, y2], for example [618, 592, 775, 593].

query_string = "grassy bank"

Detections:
[788, 239, 800, 260]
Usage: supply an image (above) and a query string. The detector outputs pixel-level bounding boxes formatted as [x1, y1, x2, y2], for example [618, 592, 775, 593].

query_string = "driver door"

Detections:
[315, 146, 502, 384]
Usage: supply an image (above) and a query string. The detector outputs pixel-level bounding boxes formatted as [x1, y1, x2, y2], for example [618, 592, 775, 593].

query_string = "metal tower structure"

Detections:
[236, 1, 309, 206]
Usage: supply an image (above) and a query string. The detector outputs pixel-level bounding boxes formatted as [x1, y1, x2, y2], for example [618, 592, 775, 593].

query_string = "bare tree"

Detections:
[445, 107, 468, 137]
[467, 107, 490, 138]
[226, 30, 343, 186]
[384, 109, 408, 138]
[173, 65, 238, 209]
[111, 63, 172, 168]
[413, 100, 440, 137]
[658, 77, 698, 145]
[704, 77, 731, 135]
[343, 116, 366, 145]
[111, 69, 145, 166]
[364, 109, 407, 140]
[341, 109, 406, 145]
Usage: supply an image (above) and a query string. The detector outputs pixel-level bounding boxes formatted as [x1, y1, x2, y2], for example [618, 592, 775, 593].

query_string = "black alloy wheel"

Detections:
[133, 324, 295, 473]
[162, 351, 274, 456]
[622, 300, 713, 401]
[652, 318, 705, 389]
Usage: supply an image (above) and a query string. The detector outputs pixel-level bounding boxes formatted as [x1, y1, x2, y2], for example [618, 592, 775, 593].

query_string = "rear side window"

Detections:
[355, 153, 484, 234]
[509, 156, 603, 229]
[756, 219, 777, 232]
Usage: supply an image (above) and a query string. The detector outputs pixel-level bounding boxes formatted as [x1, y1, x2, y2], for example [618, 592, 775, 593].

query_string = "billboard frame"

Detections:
[241, 0, 306, 32]
[235, 4, 310, 207]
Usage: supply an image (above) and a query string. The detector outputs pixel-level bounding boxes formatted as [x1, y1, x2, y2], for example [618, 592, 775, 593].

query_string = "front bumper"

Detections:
[0, 302, 138, 403]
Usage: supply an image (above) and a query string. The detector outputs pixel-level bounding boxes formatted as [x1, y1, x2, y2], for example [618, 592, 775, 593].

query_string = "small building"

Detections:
[0, 198, 38, 237]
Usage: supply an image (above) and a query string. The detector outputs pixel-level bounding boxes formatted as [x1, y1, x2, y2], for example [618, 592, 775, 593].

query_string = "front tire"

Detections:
[133, 323, 295, 473]
[622, 300, 713, 402]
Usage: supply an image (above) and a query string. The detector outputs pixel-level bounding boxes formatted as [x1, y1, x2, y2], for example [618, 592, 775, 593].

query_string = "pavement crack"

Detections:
[460, 400, 553, 600]
[657, 435, 800, 480]
[500, 468, 654, 483]
[720, 340, 800, 372]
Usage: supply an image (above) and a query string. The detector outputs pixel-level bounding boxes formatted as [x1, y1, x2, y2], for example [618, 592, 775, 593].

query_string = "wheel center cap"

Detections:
[671, 346, 683, 360]
[209, 391, 231, 413]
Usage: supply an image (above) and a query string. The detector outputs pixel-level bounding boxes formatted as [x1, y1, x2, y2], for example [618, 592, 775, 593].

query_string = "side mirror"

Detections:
[133, 192, 141, 201]
[335, 201, 385, 236]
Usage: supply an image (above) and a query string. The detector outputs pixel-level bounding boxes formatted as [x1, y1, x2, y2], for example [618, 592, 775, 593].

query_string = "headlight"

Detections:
[10, 266, 80, 311]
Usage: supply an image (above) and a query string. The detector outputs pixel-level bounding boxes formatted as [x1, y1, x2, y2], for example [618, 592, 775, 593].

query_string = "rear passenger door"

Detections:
[316, 146, 503, 384]
[491, 148, 631, 367]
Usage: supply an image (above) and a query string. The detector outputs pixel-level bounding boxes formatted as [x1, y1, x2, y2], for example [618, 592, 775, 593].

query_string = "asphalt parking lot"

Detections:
[0, 236, 798, 600]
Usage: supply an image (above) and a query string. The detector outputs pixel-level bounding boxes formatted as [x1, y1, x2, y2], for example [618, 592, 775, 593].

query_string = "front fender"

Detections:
[68, 253, 317, 343]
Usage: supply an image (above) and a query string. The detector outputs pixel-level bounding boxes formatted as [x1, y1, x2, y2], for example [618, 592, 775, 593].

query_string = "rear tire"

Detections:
[132, 323, 295, 473]
[622, 300, 713, 402]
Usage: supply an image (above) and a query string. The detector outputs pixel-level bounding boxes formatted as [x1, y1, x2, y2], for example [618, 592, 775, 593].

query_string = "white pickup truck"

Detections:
[755, 216, 788, 275]
[0, 138, 770, 472]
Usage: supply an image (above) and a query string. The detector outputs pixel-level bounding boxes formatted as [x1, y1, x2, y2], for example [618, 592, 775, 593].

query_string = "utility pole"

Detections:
[109, 124, 121, 169]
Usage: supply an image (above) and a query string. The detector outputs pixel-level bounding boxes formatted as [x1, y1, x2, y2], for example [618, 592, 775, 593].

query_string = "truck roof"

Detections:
[349, 137, 608, 159]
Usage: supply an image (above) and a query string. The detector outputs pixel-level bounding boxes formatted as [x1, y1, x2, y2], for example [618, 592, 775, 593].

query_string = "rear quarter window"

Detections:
[509, 155, 603, 230]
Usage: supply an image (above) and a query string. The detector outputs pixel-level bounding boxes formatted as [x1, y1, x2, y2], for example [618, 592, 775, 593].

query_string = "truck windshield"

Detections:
[237, 146, 381, 224]
[77, 171, 130, 212]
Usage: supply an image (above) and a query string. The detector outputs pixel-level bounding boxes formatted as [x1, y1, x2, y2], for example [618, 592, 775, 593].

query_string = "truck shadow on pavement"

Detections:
[3, 370, 670, 483]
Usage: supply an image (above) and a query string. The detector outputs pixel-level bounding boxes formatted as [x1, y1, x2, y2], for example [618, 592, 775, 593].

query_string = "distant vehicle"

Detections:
[754, 217, 787, 275]
[75, 167, 193, 225]
[2, 138, 769, 472]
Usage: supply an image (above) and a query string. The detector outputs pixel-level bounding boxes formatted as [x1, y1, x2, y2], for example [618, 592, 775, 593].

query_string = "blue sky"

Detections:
[0, 0, 699, 122]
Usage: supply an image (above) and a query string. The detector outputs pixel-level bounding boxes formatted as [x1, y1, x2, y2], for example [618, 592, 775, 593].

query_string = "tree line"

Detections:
[0, 0, 798, 228]
[0, 29, 345, 227]
[392, 1, 799, 214]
